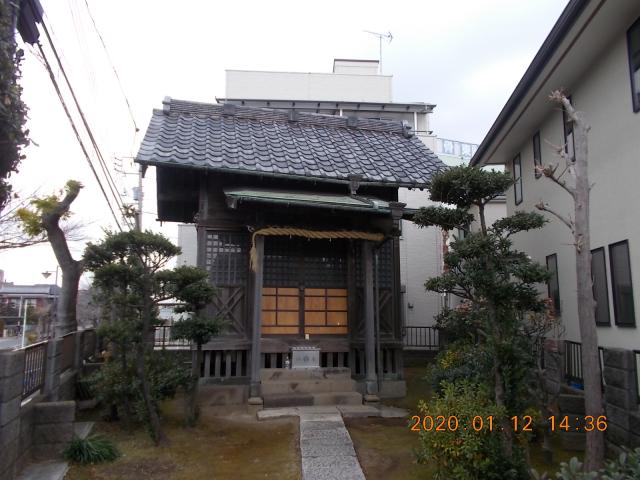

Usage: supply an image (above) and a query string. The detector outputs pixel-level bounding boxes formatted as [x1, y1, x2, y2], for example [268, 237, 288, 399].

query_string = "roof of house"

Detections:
[470, 0, 590, 166]
[0, 284, 61, 296]
[136, 98, 445, 188]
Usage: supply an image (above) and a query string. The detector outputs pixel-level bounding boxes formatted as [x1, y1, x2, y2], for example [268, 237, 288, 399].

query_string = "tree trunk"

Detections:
[187, 345, 202, 426]
[138, 272, 168, 446]
[41, 185, 83, 337]
[571, 102, 605, 471]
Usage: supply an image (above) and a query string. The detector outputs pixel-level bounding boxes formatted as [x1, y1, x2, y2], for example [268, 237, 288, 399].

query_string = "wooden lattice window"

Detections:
[304, 288, 348, 335]
[205, 232, 248, 286]
[355, 239, 393, 289]
[261, 287, 300, 334]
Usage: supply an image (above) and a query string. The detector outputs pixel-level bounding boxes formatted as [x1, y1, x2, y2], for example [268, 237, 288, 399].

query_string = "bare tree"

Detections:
[535, 91, 605, 470]
[17, 181, 85, 336]
[0, 191, 84, 250]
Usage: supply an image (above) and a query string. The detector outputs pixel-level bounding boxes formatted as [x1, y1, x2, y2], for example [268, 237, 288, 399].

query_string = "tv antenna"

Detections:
[363, 30, 393, 74]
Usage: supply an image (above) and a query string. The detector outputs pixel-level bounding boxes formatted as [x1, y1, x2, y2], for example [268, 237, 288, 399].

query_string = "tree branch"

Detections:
[535, 201, 574, 232]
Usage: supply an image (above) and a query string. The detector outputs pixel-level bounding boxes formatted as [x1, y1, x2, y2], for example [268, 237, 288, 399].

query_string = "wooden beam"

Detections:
[249, 235, 264, 398]
[362, 241, 378, 395]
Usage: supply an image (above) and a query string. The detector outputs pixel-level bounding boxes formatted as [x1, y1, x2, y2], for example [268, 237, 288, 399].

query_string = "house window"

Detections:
[513, 154, 523, 205]
[562, 96, 575, 161]
[628, 16, 640, 112]
[533, 131, 542, 179]
[609, 240, 636, 326]
[591, 247, 610, 326]
[546, 254, 560, 315]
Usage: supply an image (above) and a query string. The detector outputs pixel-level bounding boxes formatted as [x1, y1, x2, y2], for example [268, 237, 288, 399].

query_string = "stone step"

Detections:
[261, 379, 357, 395]
[263, 391, 362, 408]
[260, 367, 352, 382]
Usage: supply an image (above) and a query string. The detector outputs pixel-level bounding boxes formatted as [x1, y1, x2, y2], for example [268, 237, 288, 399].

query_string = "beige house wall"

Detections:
[503, 31, 640, 349]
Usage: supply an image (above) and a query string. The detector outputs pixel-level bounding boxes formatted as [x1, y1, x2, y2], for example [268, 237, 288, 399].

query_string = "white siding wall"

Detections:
[398, 188, 443, 328]
[504, 32, 640, 349]
[176, 224, 197, 267]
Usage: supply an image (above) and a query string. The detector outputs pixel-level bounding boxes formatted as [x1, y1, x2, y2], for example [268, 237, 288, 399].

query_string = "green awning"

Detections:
[224, 188, 416, 217]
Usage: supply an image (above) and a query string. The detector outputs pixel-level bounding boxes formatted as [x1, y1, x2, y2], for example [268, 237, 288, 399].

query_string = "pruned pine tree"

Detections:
[84, 231, 214, 445]
[414, 166, 550, 463]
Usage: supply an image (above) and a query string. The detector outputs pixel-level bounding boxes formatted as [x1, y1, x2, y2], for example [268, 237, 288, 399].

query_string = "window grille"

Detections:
[355, 239, 393, 289]
[205, 232, 248, 286]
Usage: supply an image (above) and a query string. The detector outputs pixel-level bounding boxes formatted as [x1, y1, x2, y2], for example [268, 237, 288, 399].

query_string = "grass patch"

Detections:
[382, 366, 432, 413]
[346, 417, 433, 480]
[66, 398, 300, 480]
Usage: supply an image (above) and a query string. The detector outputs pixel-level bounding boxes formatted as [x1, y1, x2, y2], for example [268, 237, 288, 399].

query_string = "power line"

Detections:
[40, 19, 123, 213]
[39, 18, 135, 230]
[36, 41, 123, 231]
[82, 0, 139, 134]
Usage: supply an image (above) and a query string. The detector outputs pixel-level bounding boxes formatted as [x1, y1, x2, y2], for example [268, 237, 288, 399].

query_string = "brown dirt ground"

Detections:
[346, 417, 433, 480]
[66, 400, 301, 480]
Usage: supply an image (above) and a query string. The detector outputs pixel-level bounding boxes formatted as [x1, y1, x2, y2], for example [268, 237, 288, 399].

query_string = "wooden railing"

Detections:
[402, 326, 439, 350]
[202, 349, 249, 379]
[22, 341, 47, 399]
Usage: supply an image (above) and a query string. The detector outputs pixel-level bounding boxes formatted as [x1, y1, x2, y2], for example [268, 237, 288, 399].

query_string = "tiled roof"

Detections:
[135, 98, 445, 188]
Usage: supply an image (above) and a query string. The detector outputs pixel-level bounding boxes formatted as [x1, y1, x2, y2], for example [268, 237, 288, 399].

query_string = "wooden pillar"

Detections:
[362, 241, 378, 395]
[249, 236, 264, 399]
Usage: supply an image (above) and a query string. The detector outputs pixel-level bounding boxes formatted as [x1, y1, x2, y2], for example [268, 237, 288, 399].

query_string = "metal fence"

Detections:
[402, 326, 439, 350]
[22, 341, 47, 399]
[564, 340, 605, 389]
[154, 325, 190, 350]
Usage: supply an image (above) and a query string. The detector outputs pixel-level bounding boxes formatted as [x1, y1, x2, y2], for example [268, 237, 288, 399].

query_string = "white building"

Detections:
[471, 0, 640, 349]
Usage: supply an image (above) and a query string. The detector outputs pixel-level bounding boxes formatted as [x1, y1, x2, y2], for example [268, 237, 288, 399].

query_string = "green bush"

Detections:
[427, 342, 489, 395]
[64, 435, 120, 464]
[415, 380, 528, 480]
[89, 350, 191, 424]
[532, 448, 640, 479]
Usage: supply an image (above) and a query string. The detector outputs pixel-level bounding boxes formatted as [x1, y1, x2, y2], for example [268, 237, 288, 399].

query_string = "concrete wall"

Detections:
[0, 330, 94, 479]
[504, 30, 640, 348]
[226, 69, 393, 103]
[543, 342, 640, 453]
[333, 59, 379, 75]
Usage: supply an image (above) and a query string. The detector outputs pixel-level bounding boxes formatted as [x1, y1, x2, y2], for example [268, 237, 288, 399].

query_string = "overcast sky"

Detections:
[0, 0, 568, 286]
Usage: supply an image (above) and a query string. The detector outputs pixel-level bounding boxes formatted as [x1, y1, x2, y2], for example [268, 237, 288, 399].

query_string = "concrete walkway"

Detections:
[299, 410, 365, 480]
[258, 405, 408, 480]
